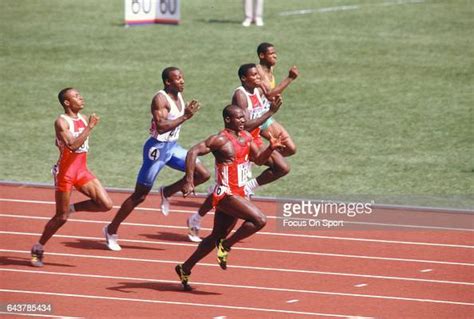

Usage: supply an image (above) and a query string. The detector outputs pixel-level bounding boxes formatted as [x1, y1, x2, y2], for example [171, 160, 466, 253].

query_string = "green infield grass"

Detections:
[1, 0, 472, 208]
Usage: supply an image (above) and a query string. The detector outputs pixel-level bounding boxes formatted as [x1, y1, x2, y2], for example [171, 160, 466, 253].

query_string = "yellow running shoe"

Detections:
[31, 246, 44, 267]
[216, 239, 230, 270]
[175, 264, 192, 291]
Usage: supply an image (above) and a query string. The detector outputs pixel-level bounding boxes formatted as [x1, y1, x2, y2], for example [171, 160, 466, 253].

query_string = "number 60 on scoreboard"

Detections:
[125, 0, 180, 26]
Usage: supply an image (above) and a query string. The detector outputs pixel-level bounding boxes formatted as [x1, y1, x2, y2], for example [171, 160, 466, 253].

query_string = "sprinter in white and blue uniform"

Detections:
[103, 67, 210, 251]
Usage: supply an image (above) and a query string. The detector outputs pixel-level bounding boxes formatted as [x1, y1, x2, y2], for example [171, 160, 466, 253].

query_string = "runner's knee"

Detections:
[254, 213, 267, 230]
[130, 192, 147, 205]
[276, 161, 290, 177]
[100, 197, 113, 211]
[286, 143, 296, 156]
[53, 212, 69, 224]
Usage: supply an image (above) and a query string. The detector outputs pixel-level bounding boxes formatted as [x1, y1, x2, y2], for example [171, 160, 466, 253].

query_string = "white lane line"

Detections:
[2, 231, 474, 268]
[3, 180, 471, 214]
[0, 289, 373, 318]
[279, 0, 425, 16]
[3, 198, 474, 233]
[2, 232, 474, 268]
[354, 284, 368, 288]
[2, 249, 474, 286]
[287, 299, 299, 304]
[1, 212, 473, 247]
[280, 5, 359, 16]
[2, 269, 473, 306]
[420, 269, 433, 273]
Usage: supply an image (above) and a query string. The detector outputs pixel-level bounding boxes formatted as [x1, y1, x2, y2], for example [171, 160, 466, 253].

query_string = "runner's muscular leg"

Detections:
[108, 183, 151, 234]
[255, 149, 290, 187]
[75, 178, 113, 212]
[197, 193, 213, 218]
[182, 209, 237, 273]
[261, 120, 296, 157]
[38, 191, 72, 245]
[217, 195, 267, 248]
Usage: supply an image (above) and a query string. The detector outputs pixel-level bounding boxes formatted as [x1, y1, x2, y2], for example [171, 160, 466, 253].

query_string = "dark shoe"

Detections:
[175, 264, 192, 291]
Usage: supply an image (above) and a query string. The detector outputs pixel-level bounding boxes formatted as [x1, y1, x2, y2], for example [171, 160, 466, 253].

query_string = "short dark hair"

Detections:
[162, 66, 180, 84]
[257, 42, 274, 55]
[58, 87, 74, 107]
[238, 63, 256, 79]
[222, 104, 239, 119]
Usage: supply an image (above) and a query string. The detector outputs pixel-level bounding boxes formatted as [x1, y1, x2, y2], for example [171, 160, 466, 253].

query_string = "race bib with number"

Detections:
[237, 162, 250, 187]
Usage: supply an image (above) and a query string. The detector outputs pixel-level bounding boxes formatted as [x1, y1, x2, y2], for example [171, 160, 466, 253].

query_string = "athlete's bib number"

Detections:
[168, 126, 181, 140]
[74, 129, 89, 153]
[148, 147, 160, 161]
[215, 185, 227, 196]
[250, 106, 266, 120]
[237, 162, 250, 187]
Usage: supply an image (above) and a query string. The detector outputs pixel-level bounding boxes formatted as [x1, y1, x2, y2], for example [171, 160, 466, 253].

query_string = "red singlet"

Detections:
[212, 129, 252, 207]
[54, 114, 95, 192]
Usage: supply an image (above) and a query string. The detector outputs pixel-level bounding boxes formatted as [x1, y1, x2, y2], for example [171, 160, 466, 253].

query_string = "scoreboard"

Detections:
[125, 0, 180, 26]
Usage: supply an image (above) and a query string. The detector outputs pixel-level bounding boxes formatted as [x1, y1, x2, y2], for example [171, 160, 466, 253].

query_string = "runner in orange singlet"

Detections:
[30, 88, 113, 267]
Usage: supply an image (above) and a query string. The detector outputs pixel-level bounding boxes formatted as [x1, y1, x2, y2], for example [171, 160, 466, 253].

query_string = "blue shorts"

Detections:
[136, 137, 191, 188]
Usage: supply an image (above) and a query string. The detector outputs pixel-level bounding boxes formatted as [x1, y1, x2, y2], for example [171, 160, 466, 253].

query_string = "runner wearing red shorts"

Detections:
[175, 104, 284, 290]
[30, 88, 113, 267]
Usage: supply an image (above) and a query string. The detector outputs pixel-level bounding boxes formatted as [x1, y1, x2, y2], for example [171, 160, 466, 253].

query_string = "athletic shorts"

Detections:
[260, 117, 274, 131]
[211, 185, 247, 208]
[136, 137, 198, 188]
[54, 153, 96, 192]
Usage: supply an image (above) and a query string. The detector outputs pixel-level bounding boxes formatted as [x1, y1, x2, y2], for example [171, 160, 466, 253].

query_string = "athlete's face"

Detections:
[167, 70, 185, 92]
[261, 46, 277, 66]
[242, 67, 261, 88]
[226, 108, 246, 132]
[64, 89, 84, 112]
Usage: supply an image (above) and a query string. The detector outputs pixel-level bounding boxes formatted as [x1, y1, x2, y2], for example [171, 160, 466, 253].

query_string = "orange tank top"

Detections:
[56, 114, 89, 170]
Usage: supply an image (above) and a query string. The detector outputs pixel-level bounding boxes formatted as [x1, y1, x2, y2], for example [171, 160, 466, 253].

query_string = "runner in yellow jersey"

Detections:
[256, 42, 299, 157]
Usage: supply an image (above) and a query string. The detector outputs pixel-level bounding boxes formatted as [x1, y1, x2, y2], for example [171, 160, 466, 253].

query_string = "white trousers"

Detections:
[243, 0, 264, 20]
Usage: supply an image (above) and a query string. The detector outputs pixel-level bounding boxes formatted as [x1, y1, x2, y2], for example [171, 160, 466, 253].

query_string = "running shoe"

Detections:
[216, 239, 230, 270]
[175, 264, 192, 291]
[159, 186, 170, 216]
[103, 225, 122, 251]
[30, 246, 44, 267]
[187, 216, 202, 243]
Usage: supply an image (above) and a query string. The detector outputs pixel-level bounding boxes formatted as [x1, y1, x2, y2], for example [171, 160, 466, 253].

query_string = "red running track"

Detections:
[0, 183, 473, 318]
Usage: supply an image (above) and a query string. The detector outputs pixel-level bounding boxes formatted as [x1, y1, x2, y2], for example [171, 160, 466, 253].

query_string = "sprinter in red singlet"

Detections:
[185, 63, 288, 242]
[30, 88, 113, 267]
[175, 104, 284, 290]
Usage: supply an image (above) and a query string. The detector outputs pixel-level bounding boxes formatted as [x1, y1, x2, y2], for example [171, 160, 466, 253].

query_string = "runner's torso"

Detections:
[149, 90, 185, 142]
[215, 129, 252, 196]
[56, 114, 89, 167]
[234, 86, 266, 139]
